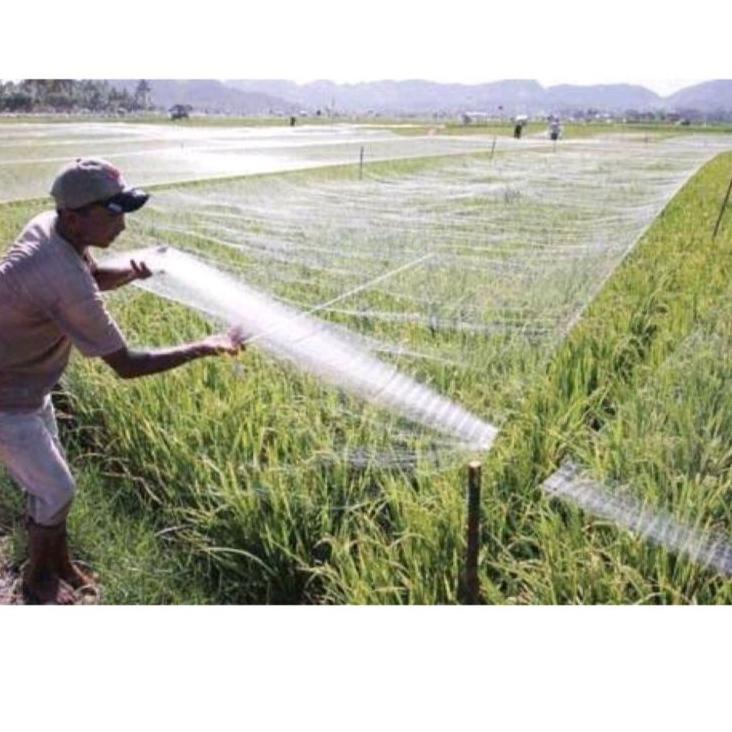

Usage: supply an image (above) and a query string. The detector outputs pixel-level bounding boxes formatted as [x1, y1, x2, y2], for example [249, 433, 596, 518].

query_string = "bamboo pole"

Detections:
[461, 460, 482, 604]
[712, 173, 732, 239]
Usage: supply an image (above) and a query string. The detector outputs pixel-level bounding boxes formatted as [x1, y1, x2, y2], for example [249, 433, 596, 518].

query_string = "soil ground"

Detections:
[0, 530, 22, 604]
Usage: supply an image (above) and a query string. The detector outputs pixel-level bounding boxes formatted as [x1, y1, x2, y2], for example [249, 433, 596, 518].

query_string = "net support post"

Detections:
[460, 460, 483, 604]
[713, 173, 732, 239]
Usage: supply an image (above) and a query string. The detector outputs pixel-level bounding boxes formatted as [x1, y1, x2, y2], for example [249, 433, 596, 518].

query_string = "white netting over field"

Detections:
[100, 133, 731, 463]
[136, 136, 730, 336]
[0, 122, 516, 202]
[543, 463, 732, 577]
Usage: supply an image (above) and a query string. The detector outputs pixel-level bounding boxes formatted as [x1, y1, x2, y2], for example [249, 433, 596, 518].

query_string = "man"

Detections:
[549, 117, 561, 142]
[0, 158, 244, 604]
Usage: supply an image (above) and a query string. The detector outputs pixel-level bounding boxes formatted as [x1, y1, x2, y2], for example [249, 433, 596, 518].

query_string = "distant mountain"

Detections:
[110, 78, 732, 117]
[227, 79, 548, 114]
[545, 84, 662, 111]
[665, 80, 732, 114]
[110, 79, 297, 114]
[467, 80, 546, 109]
[227, 78, 732, 116]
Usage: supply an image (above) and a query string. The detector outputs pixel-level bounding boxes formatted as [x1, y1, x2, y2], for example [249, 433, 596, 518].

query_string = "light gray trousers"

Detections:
[0, 396, 75, 526]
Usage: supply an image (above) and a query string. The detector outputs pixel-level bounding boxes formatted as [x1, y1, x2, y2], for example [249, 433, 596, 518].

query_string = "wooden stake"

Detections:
[713, 173, 732, 239]
[461, 460, 482, 604]
[490, 137, 497, 161]
[359, 146, 365, 180]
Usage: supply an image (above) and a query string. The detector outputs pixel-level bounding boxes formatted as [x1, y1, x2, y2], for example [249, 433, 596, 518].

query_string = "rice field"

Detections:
[0, 121, 513, 203]
[1, 121, 732, 603]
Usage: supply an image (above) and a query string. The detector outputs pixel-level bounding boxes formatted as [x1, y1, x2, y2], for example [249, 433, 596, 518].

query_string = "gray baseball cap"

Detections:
[51, 157, 149, 213]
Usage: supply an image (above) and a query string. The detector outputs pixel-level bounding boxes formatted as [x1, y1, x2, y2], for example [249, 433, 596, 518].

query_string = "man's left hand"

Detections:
[129, 259, 153, 281]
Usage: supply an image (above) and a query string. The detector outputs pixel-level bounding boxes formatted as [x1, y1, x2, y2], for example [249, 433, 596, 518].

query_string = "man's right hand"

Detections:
[195, 328, 247, 357]
[102, 326, 249, 379]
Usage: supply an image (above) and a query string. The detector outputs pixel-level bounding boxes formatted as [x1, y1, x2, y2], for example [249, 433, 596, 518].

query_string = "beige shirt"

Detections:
[0, 211, 126, 411]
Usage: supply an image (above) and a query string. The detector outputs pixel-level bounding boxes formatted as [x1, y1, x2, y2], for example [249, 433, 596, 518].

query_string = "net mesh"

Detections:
[101, 133, 732, 464]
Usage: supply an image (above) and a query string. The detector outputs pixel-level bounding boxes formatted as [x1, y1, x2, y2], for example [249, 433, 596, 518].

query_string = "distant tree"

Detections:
[169, 104, 192, 120]
[134, 80, 152, 110]
[0, 79, 146, 114]
[76, 79, 107, 111]
[20, 79, 47, 103]
[3, 91, 34, 112]
[108, 87, 134, 113]
[48, 79, 74, 97]
[46, 92, 74, 110]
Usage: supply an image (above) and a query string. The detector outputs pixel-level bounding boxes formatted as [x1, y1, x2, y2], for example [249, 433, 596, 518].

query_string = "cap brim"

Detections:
[105, 188, 150, 214]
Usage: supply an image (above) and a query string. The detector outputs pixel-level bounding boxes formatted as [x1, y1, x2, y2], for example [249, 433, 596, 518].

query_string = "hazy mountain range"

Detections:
[111, 79, 732, 116]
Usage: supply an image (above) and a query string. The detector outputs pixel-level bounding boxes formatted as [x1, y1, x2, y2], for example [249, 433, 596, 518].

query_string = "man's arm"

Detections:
[102, 331, 245, 379]
[94, 259, 153, 292]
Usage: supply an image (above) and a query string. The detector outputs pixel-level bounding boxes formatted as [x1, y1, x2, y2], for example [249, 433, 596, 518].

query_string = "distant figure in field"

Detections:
[0, 158, 245, 604]
[513, 116, 527, 139]
[290, 116, 297, 127]
[549, 118, 562, 141]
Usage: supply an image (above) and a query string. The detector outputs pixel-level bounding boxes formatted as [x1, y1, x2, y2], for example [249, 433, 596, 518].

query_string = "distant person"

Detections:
[549, 118, 561, 141]
[290, 115, 297, 127]
[513, 121, 524, 139]
[0, 158, 245, 604]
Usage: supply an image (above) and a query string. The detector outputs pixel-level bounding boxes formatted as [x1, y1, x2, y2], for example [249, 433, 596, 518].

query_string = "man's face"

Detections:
[69, 203, 126, 248]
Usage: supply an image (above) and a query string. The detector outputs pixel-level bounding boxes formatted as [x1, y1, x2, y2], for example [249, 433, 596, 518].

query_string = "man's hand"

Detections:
[129, 259, 153, 282]
[102, 327, 248, 380]
[194, 327, 248, 357]
[94, 259, 153, 291]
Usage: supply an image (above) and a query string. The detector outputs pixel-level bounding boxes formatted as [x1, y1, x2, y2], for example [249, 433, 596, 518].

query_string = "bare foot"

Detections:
[58, 560, 98, 591]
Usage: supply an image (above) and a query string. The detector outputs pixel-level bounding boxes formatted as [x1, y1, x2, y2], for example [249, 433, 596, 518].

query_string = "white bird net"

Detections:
[96, 131, 732, 465]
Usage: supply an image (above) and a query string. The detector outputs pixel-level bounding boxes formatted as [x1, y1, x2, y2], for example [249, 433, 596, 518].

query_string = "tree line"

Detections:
[0, 80, 154, 113]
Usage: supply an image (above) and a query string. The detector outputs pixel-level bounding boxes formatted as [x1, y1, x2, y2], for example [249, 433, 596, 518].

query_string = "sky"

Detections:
[2, 1, 729, 95]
